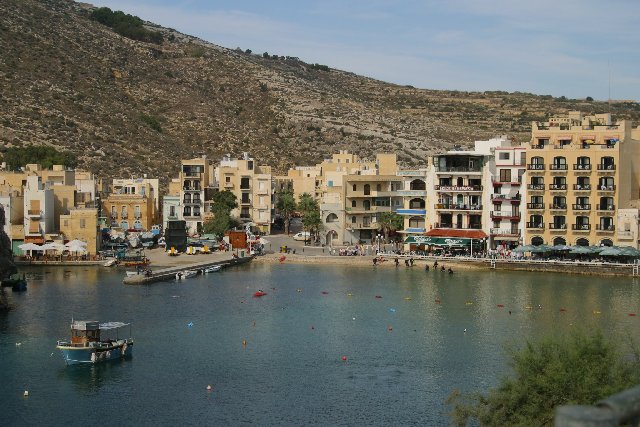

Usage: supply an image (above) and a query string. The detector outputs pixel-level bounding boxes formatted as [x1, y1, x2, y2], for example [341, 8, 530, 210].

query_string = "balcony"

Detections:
[572, 204, 591, 210]
[239, 214, 251, 220]
[182, 172, 201, 177]
[240, 200, 252, 206]
[597, 185, 616, 192]
[527, 203, 544, 210]
[550, 164, 568, 171]
[573, 164, 592, 172]
[345, 206, 393, 214]
[396, 208, 427, 216]
[597, 164, 616, 171]
[27, 209, 42, 218]
[434, 166, 482, 173]
[617, 230, 633, 239]
[596, 224, 615, 232]
[121, 214, 128, 219]
[526, 222, 544, 229]
[572, 224, 591, 231]
[549, 204, 567, 210]
[490, 228, 520, 236]
[491, 194, 521, 203]
[224, 182, 234, 188]
[527, 184, 545, 191]
[549, 184, 567, 191]
[433, 223, 483, 230]
[434, 204, 483, 211]
[549, 223, 567, 230]
[527, 164, 545, 171]
[434, 185, 483, 192]
[490, 211, 521, 220]
[348, 223, 378, 230]
[573, 184, 591, 191]
[596, 204, 615, 211]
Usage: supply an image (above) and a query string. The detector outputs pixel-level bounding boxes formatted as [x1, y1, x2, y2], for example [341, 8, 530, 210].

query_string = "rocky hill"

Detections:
[1, 0, 639, 186]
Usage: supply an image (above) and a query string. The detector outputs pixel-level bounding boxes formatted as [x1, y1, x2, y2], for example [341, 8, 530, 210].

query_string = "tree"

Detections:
[376, 212, 404, 241]
[2, 146, 77, 171]
[447, 330, 640, 426]
[298, 193, 321, 243]
[297, 193, 317, 216]
[276, 188, 296, 235]
[210, 190, 238, 213]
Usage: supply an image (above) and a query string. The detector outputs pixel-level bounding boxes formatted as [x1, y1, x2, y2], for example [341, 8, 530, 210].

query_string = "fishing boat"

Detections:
[253, 290, 267, 297]
[103, 258, 118, 267]
[56, 320, 133, 365]
[175, 270, 198, 280]
[203, 265, 222, 273]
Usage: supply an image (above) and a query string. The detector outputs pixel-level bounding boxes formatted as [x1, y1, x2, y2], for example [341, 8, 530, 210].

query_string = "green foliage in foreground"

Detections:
[139, 112, 162, 132]
[447, 330, 640, 426]
[2, 146, 77, 170]
[91, 7, 163, 44]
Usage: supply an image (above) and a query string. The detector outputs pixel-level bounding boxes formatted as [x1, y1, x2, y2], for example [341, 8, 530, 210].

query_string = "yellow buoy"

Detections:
[347, 293, 353, 297]
[593, 310, 601, 315]
[23, 390, 29, 397]
[404, 297, 412, 301]
[465, 301, 473, 306]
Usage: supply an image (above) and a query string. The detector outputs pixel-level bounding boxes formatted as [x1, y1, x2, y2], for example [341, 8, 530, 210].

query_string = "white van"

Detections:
[293, 232, 311, 241]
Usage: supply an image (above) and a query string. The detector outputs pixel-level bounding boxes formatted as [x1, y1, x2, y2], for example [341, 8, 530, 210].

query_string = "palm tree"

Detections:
[275, 188, 296, 235]
[377, 212, 404, 243]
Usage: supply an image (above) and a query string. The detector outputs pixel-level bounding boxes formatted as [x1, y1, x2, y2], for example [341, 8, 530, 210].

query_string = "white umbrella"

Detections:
[258, 238, 270, 245]
[18, 243, 42, 251]
[67, 243, 87, 254]
[65, 239, 87, 247]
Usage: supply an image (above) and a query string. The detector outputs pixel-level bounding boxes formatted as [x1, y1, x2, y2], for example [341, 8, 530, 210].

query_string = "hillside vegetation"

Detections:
[1, 0, 639, 187]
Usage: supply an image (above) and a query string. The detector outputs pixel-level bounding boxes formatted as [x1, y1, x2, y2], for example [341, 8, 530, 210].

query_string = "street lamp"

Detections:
[375, 233, 383, 253]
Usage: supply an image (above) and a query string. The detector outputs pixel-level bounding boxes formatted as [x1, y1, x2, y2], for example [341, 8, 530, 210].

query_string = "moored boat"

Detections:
[175, 270, 198, 280]
[103, 258, 118, 267]
[203, 265, 222, 273]
[56, 320, 133, 365]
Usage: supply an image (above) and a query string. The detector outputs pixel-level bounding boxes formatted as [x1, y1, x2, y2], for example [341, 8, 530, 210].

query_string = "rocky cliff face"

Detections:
[1, 0, 639, 186]
[0, 205, 17, 310]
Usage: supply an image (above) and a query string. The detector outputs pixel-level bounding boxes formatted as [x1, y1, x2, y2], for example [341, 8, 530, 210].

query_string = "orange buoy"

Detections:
[242, 340, 247, 347]
[279, 255, 286, 263]
[629, 313, 637, 317]
[497, 304, 505, 308]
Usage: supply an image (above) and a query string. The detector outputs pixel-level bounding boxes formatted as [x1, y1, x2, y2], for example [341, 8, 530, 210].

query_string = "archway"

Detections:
[325, 213, 338, 223]
[553, 237, 566, 246]
[531, 236, 544, 246]
[600, 239, 613, 247]
[409, 179, 426, 190]
[326, 230, 338, 246]
[575, 238, 589, 246]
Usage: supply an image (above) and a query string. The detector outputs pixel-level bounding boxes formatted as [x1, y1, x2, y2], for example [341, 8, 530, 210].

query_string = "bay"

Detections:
[1, 263, 639, 426]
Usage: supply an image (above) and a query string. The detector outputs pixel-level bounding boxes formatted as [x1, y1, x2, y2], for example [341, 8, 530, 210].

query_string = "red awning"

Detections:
[426, 229, 488, 239]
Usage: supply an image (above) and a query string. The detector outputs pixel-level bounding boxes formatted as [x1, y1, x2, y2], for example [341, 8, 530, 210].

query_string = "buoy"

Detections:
[279, 255, 286, 263]
[23, 390, 29, 397]
[497, 304, 504, 308]
[187, 322, 194, 328]
[404, 297, 412, 301]
[242, 340, 247, 347]
[15, 342, 22, 346]
[387, 325, 393, 331]
[464, 328, 467, 333]
[593, 310, 601, 315]
[560, 308, 567, 312]
[341, 356, 347, 361]
[629, 313, 637, 317]
[389, 308, 396, 313]
[206, 385, 212, 391]
[311, 326, 315, 330]
[375, 295, 382, 299]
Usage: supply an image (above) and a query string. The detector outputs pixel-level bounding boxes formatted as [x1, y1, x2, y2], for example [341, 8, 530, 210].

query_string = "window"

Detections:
[351, 200, 356, 208]
[352, 184, 357, 191]
[80, 219, 86, 229]
[376, 184, 381, 192]
[169, 206, 176, 217]
[499, 152, 510, 160]
[225, 176, 231, 183]
[499, 169, 511, 182]
[63, 220, 69, 227]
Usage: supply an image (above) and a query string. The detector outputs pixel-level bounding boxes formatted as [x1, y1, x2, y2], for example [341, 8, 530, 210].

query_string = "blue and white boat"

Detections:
[56, 320, 133, 365]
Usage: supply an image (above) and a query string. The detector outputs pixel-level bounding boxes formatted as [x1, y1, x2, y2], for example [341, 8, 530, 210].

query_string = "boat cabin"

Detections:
[70, 320, 101, 346]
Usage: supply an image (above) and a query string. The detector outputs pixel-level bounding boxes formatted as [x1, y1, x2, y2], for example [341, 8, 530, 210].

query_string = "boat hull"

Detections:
[56, 340, 133, 365]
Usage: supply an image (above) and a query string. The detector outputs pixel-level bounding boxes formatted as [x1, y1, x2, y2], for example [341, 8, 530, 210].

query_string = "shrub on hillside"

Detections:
[91, 7, 163, 44]
[2, 146, 77, 170]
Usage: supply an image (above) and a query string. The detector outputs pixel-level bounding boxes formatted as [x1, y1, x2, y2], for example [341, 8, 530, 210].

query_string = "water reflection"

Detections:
[57, 359, 130, 392]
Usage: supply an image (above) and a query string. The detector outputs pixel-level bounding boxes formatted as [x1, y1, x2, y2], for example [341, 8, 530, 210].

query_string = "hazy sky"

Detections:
[92, 0, 640, 101]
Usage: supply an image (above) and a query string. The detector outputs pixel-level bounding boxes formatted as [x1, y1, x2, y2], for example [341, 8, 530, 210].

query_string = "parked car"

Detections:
[293, 232, 311, 241]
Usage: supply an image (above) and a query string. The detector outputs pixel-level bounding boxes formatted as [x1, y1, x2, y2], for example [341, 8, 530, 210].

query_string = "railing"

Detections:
[490, 228, 520, 236]
[550, 164, 568, 170]
[527, 184, 545, 190]
[434, 204, 483, 210]
[224, 182, 234, 188]
[526, 222, 544, 229]
[490, 211, 520, 219]
[549, 184, 567, 190]
[572, 204, 591, 210]
[491, 194, 521, 202]
[597, 185, 616, 191]
[27, 209, 42, 216]
[530, 145, 544, 150]
[434, 166, 482, 173]
[527, 164, 545, 170]
[571, 224, 591, 230]
[554, 385, 640, 426]
[573, 164, 592, 170]
[183, 172, 200, 177]
[549, 204, 567, 210]
[596, 205, 615, 211]
[596, 224, 615, 231]
[597, 164, 616, 171]
[549, 223, 567, 230]
[527, 203, 545, 209]
[573, 184, 592, 191]
[433, 223, 482, 230]
[434, 185, 483, 191]
[617, 230, 633, 238]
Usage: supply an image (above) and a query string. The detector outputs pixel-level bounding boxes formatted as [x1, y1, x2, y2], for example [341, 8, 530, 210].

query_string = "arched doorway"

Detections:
[553, 237, 566, 246]
[531, 236, 544, 246]
[326, 230, 338, 246]
[576, 238, 589, 246]
[600, 239, 613, 247]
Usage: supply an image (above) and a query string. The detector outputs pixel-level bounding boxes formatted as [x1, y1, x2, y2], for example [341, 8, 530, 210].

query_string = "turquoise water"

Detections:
[1, 263, 639, 426]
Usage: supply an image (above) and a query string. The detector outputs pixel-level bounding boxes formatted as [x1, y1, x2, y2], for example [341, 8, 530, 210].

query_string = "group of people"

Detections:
[374, 257, 453, 274]
[431, 260, 454, 274]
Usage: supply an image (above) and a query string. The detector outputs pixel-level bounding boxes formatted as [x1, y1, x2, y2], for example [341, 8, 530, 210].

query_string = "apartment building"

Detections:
[179, 156, 214, 234]
[214, 153, 273, 234]
[489, 141, 527, 250]
[59, 208, 99, 255]
[23, 175, 54, 244]
[103, 178, 160, 231]
[524, 112, 640, 247]
[396, 169, 430, 248]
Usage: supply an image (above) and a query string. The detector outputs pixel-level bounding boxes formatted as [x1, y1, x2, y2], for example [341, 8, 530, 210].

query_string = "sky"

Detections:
[92, 0, 640, 101]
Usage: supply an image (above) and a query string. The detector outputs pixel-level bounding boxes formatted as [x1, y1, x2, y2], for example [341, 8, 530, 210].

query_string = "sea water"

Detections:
[1, 263, 639, 426]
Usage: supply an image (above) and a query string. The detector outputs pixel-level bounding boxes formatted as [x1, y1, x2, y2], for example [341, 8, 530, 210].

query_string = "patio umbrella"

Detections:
[569, 246, 592, 255]
[530, 244, 552, 253]
[65, 239, 87, 247]
[18, 243, 42, 251]
[599, 247, 625, 257]
[512, 245, 534, 253]
[619, 247, 640, 257]
[66, 242, 88, 254]
[550, 245, 572, 251]
[588, 246, 606, 253]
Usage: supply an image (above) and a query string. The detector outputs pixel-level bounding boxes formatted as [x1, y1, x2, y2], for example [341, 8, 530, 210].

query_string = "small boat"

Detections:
[253, 290, 267, 297]
[11, 279, 27, 292]
[203, 265, 222, 273]
[103, 258, 118, 267]
[56, 320, 133, 365]
[175, 270, 198, 280]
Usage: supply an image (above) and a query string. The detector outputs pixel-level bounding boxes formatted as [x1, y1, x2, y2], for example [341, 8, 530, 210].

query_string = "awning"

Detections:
[404, 235, 481, 247]
[557, 135, 572, 140]
[492, 235, 520, 242]
[426, 229, 487, 239]
[99, 322, 130, 330]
